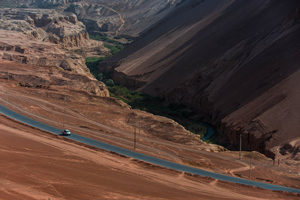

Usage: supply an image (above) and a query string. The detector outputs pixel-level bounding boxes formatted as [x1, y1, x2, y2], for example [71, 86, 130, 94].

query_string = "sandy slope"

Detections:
[1, 115, 299, 200]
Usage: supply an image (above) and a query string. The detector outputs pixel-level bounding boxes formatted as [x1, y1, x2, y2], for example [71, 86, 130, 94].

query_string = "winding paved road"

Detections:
[201, 122, 214, 141]
[1, 104, 300, 194]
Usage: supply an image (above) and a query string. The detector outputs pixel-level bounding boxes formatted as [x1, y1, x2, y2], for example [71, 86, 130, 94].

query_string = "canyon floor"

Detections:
[0, 60, 299, 199]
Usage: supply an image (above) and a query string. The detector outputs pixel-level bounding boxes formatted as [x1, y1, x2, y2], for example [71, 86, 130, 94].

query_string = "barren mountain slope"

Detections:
[101, 0, 300, 160]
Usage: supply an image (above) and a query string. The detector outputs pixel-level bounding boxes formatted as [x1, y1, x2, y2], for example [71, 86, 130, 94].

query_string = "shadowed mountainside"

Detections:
[100, 0, 300, 160]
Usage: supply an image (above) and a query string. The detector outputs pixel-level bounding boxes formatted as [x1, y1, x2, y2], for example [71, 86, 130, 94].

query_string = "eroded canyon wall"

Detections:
[101, 0, 300, 160]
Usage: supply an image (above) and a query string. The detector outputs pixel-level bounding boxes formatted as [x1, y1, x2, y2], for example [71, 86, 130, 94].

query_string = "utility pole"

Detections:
[134, 127, 136, 150]
[63, 87, 66, 128]
[6, 66, 9, 106]
[239, 133, 242, 160]
[139, 115, 141, 136]
[249, 154, 252, 178]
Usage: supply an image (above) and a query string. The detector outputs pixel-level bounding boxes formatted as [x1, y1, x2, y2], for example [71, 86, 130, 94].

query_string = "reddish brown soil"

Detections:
[0, 60, 299, 199]
[1, 114, 299, 200]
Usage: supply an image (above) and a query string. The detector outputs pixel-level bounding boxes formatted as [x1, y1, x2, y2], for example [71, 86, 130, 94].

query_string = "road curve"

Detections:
[201, 122, 214, 141]
[1, 104, 299, 194]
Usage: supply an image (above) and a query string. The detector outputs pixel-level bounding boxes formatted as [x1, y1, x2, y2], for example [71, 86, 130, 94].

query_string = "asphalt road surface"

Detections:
[1, 104, 300, 194]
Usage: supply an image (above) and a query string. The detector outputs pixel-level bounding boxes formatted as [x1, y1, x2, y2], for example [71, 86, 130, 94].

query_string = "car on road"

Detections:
[62, 129, 71, 136]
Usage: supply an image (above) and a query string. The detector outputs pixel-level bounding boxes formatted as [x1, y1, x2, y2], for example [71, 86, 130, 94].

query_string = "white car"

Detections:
[62, 129, 71, 136]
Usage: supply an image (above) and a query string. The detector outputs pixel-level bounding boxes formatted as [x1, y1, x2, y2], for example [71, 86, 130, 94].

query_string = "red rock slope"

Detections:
[101, 0, 300, 159]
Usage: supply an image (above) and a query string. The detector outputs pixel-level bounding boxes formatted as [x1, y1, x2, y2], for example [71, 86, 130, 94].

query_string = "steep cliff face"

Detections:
[65, 3, 124, 36]
[0, 6, 110, 99]
[9, 0, 182, 37]
[0, 8, 103, 48]
[0, 30, 109, 97]
[64, 0, 182, 36]
[0, 29, 88, 74]
[101, 0, 300, 160]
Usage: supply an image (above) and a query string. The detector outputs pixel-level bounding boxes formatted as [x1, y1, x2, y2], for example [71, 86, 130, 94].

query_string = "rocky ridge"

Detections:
[65, 0, 182, 36]
[10, 0, 182, 37]
[0, 29, 87, 74]
[0, 30, 109, 97]
[0, 8, 109, 97]
[0, 8, 107, 48]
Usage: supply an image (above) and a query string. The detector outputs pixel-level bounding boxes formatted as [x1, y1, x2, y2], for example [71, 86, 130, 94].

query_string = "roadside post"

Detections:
[239, 133, 242, 160]
[63, 87, 66, 128]
[134, 127, 137, 150]
[6, 66, 9, 106]
[139, 115, 141, 135]
[249, 154, 252, 178]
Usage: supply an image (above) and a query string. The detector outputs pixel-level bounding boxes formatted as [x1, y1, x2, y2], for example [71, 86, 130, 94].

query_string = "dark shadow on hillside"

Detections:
[100, 0, 230, 67]
[138, 0, 300, 119]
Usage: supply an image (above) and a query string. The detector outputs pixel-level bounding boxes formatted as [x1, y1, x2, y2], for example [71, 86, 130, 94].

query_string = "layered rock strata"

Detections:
[0, 8, 105, 49]
[0, 30, 109, 97]
[0, 29, 91, 74]
[0, 29, 110, 99]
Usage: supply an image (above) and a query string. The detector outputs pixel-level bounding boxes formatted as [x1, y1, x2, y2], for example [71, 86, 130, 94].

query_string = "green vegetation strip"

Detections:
[85, 35, 213, 140]
[90, 35, 125, 55]
[108, 85, 209, 138]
